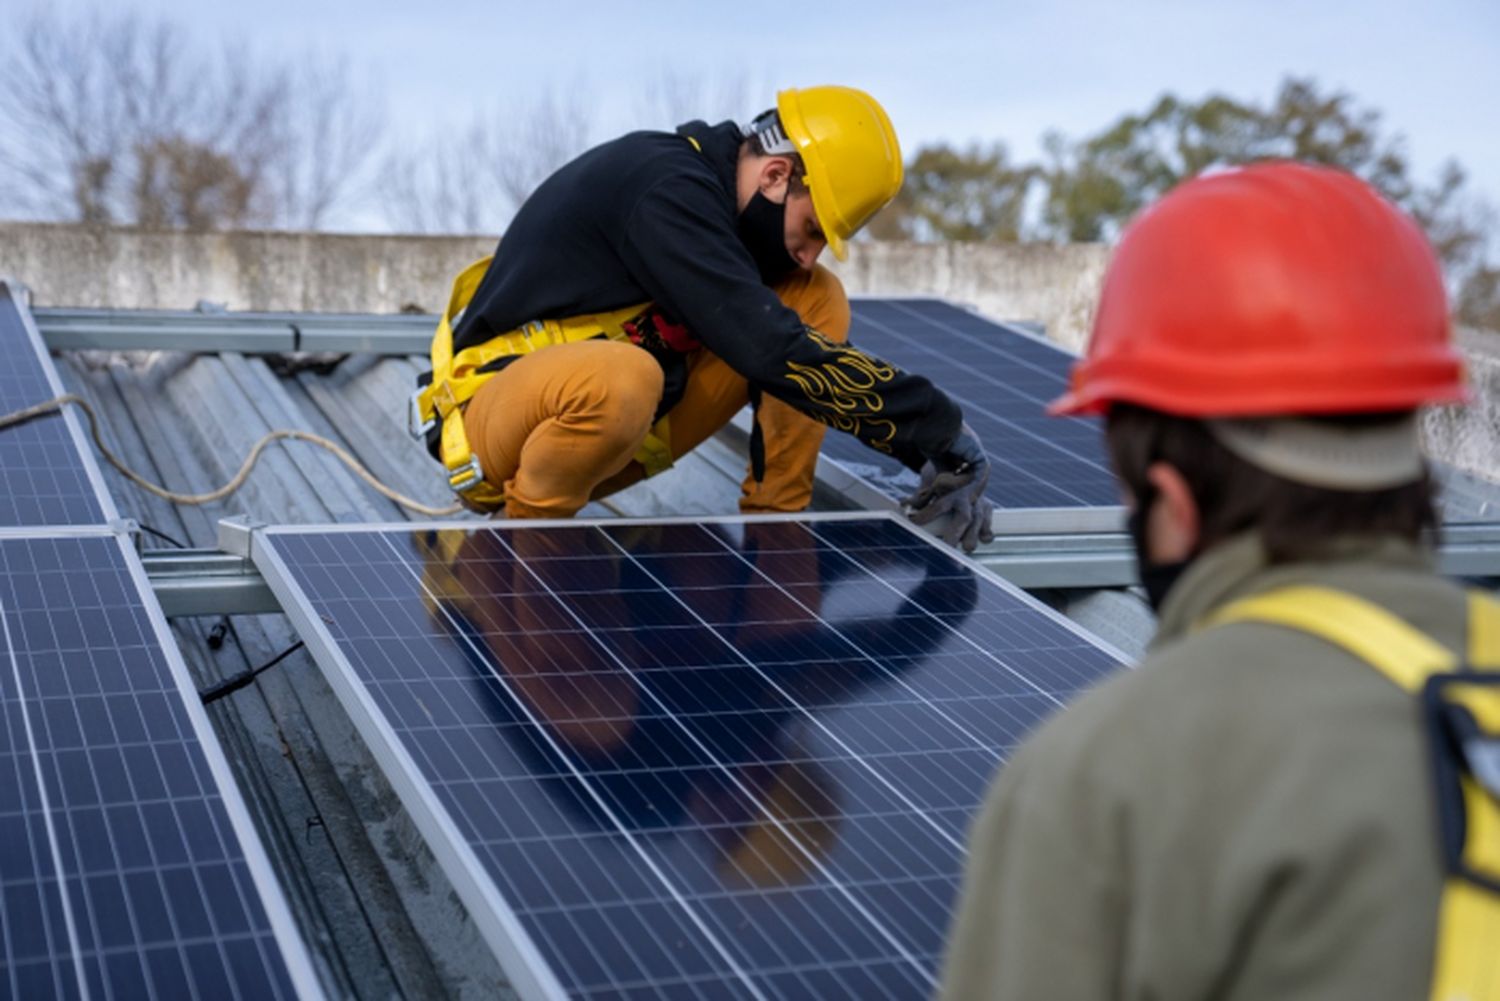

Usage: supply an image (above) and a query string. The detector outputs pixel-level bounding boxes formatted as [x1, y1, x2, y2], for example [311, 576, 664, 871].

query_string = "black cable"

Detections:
[138, 523, 189, 549]
[200, 641, 305, 705]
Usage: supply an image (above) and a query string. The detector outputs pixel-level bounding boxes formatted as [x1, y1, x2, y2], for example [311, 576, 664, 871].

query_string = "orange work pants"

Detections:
[461, 264, 851, 519]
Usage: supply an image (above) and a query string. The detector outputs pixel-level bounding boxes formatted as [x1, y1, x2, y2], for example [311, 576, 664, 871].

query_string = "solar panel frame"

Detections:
[250, 511, 1131, 1000]
[0, 284, 119, 528]
[0, 525, 326, 999]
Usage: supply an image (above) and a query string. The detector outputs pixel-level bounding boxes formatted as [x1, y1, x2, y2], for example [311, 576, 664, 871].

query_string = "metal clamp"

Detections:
[446, 454, 485, 494]
[408, 388, 435, 438]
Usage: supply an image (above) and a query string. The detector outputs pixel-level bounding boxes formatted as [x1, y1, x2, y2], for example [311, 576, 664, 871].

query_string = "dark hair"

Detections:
[1104, 404, 1438, 563]
[744, 110, 809, 194]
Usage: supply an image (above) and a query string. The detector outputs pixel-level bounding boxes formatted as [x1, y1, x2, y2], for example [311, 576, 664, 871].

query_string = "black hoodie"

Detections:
[450, 119, 962, 469]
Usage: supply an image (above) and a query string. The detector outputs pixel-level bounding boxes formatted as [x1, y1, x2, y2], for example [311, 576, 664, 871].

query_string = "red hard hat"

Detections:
[1049, 161, 1466, 417]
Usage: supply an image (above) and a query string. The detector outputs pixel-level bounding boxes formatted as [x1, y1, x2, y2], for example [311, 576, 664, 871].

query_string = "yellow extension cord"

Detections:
[2, 394, 465, 518]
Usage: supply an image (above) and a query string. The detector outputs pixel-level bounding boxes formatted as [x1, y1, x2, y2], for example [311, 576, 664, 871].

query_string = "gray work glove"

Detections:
[901, 424, 996, 553]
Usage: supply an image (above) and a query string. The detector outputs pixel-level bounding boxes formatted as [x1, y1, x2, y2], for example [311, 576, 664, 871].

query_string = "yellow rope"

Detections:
[3, 394, 463, 518]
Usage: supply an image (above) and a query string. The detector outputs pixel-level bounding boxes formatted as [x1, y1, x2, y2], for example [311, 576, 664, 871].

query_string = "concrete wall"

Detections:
[825, 241, 1110, 352]
[0, 223, 495, 315]
[0, 222, 1109, 347]
[1423, 327, 1500, 487]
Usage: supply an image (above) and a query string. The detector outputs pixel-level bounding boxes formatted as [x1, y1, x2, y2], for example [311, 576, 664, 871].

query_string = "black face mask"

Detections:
[1127, 499, 1193, 614]
[737, 191, 800, 284]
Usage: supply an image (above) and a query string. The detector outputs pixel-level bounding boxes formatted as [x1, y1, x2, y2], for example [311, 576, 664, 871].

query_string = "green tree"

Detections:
[1039, 79, 1410, 241]
[867, 143, 1038, 242]
[897, 75, 1500, 332]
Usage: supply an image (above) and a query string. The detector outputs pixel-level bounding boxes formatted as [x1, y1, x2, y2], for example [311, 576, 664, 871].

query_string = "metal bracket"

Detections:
[141, 548, 280, 617]
[217, 516, 265, 559]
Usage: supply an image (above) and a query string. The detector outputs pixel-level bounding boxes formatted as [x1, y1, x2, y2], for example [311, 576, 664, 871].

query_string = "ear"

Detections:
[758, 156, 793, 200]
[1144, 461, 1200, 562]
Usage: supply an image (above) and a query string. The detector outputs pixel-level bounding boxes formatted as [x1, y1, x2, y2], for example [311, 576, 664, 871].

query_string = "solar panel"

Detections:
[0, 531, 322, 999]
[0, 287, 110, 527]
[816, 298, 1118, 512]
[253, 513, 1124, 999]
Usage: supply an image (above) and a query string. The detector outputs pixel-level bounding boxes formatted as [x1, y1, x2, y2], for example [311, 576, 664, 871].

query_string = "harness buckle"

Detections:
[446, 454, 486, 495]
[407, 389, 435, 438]
[1423, 672, 1500, 892]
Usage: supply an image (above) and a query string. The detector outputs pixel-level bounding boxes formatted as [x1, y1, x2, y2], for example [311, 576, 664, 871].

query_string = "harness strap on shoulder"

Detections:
[1429, 592, 1500, 1000]
[1206, 585, 1500, 1001]
[1203, 585, 1455, 689]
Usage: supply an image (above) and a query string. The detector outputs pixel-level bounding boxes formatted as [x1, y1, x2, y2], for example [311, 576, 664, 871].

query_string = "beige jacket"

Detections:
[940, 534, 1461, 1000]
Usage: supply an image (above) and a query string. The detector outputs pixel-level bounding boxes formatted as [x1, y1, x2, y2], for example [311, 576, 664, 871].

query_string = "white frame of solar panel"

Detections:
[2, 283, 122, 525]
[0, 524, 326, 999]
[249, 510, 1132, 1000]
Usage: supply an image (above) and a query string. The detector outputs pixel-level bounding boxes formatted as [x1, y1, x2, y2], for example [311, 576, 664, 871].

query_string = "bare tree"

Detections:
[0, 7, 382, 230]
[376, 72, 779, 235]
[634, 69, 759, 131]
[377, 122, 502, 235]
[377, 86, 594, 234]
[266, 57, 385, 229]
[132, 137, 257, 229]
[489, 86, 596, 211]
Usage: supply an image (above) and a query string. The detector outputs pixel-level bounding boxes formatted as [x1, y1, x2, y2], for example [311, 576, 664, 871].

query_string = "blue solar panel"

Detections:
[819, 299, 1117, 509]
[0, 288, 108, 527]
[0, 533, 318, 999]
[257, 515, 1123, 999]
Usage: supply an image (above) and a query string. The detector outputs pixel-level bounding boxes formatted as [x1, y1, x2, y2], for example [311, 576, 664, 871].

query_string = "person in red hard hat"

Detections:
[939, 162, 1500, 1000]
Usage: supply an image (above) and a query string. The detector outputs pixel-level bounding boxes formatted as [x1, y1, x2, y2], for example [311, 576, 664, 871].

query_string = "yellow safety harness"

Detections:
[1207, 586, 1500, 1000]
[412, 135, 715, 509]
[408, 256, 674, 508]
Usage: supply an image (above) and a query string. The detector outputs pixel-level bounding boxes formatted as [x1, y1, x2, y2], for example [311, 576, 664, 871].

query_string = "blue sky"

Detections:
[41, 0, 1500, 227]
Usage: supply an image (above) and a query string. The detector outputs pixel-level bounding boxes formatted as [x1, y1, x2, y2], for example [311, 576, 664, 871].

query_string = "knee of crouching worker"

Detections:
[597, 345, 664, 439]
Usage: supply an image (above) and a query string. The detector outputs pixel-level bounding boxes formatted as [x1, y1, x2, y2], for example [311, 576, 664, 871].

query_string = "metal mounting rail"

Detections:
[974, 531, 1135, 589]
[35, 307, 433, 354]
[141, 548, 280, 617]
[975, 521, 1500, 590]
[1432, 521, 1500, 580]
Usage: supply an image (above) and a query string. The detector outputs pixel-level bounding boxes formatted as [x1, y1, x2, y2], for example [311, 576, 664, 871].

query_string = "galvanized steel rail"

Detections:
[36, 306, 434, 354]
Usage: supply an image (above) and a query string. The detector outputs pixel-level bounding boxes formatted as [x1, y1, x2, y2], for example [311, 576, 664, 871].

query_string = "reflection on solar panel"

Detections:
[821, 299, 1117, 510]
[0, 533, 319, 999]
[0, 288, 107, 527]
[255, 514, 1123, 999]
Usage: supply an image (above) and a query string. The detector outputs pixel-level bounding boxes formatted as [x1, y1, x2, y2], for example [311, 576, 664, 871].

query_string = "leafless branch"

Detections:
[0, 6, 383, 231]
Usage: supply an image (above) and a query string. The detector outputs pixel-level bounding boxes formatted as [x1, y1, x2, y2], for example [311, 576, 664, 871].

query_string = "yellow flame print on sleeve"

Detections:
[783, 330, 900, 453]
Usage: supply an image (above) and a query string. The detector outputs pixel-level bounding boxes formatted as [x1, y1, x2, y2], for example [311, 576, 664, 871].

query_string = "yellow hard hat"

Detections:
[775, 86, 903, 260]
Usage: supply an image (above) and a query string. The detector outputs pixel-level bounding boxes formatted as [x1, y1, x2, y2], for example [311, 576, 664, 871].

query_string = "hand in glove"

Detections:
[901, 424, 996, 553]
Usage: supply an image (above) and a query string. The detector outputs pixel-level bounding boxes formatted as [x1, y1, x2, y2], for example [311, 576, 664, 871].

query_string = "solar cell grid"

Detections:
[819, 299, 1118, 510]
[258, 514, 1124, 999]
[0, 533, 312, 1000]
[0, 288, 108, 527]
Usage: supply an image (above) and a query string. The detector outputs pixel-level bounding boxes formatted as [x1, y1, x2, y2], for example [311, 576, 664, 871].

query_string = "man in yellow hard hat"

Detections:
[412, 86, 994, 550]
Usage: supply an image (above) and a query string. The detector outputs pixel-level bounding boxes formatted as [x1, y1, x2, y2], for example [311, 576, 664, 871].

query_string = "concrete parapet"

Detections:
[826, 240, 1111, 352]
[0, 223, 1109, 345]
[1423, 327, 1500, 487]
[0, 222, 495, 315]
